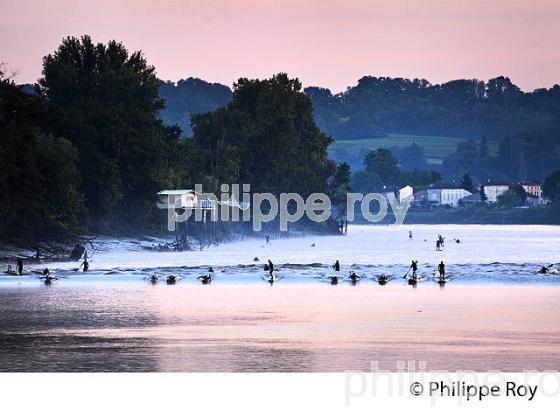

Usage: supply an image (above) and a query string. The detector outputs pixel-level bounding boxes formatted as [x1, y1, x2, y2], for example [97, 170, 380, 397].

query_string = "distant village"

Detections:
[397, 181, 548, 209]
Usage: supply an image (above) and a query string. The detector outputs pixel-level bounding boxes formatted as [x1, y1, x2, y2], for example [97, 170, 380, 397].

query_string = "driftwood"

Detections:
[0, 234, 99, 262]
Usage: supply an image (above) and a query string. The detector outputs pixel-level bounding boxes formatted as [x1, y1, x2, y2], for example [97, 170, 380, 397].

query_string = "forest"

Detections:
[158, 74, 560, 184]
[0, 36, 348, 240]
[2, 35, 560, 241]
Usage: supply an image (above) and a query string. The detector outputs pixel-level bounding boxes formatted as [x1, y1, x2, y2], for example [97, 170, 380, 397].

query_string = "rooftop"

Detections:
[158, 189, 198, 195]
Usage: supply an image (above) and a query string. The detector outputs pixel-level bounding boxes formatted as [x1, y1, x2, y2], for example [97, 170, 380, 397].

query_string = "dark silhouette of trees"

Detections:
[192, 73, 336, 197]
[460, 173, 475, 193]
[543, 170, 560, 201]
[38, 35, 185, 229]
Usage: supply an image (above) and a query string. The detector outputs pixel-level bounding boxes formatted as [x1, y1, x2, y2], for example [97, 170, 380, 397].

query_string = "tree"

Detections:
[192, 73, 336, 197]
[158, 78, 232, 135]
[498, 185, 527, 207]
[480, 185, 487, 202]
[350, 171, 383, 195]
[328, 163, 352, 217]
[363, 148, 399, 185]
[38, 35, 181, 228]
[460, 173, 475, 193]
[543, 170, 560, 201]
[396, 143, 426, 170]
[0, 72, 85, 238]
[479, 135, 489, 161]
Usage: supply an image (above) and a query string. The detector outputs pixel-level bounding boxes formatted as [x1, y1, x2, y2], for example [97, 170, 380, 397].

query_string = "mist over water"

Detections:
[2, 225, 560, 286]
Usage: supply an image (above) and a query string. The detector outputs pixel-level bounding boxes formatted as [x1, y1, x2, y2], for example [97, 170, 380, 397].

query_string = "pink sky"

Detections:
[1, 0, 559, 92]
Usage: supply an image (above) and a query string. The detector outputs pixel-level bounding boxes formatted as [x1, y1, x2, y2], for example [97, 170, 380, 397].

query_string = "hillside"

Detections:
[158, 78, 232, 135]
[305, 76, 560, 142]
[329, 133, 500, 171]
[155, 75, 560, 181]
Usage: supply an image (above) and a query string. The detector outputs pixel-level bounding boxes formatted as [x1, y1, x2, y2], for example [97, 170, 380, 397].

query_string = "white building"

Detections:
[157, 189, 249, 212]
[427, 187, 472, 207]
[520, 181, 542, 198]
[483, 182, 510, 203]
[157, 189, 205, 210]
[398, 185, 414, 202]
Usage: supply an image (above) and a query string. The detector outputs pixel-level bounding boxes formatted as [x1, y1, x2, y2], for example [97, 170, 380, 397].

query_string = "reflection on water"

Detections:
[1, 284, 559, 372]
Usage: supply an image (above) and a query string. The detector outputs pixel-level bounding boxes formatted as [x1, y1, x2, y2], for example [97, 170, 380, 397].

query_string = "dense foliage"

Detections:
[158, 75, 560, 183]
[158, 78, 232, 135]
[1, 39, 348, 239]
[192, 74, 338, 196]
[0, 68, 85, 238]
[351, 148, 441, 194]
[305, 76, 560, 141]
[37, 36, 188, 230]
[543, 170, 560, 202]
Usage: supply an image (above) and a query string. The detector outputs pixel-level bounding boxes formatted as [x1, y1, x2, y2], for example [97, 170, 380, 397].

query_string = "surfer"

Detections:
[538, 265, 549, 274]
[348, 271, 360, 283]
[197, 274, 212, 284]
[16, 258, 23, 275]
[253, 257, 259, 262]
[42, 268, 55, 284]
[411, 260, 418, 280]
[265, 235, 270, 244]
[334, 260, 341, 272]
[409, 230, 413, 240]
[436, 239, 441, 251]
[166, 275, 179, 284]
[329, 276, 338, 285]
[268, 259, 274, 281]
[438, 260, 445, 281]
[79, 251, 89, 272]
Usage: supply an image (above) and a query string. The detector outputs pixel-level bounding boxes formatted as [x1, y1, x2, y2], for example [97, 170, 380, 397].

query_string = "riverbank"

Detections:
[403, 205, 560, 225]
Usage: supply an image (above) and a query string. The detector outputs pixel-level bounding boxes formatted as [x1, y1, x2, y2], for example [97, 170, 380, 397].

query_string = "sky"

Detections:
[1, 0, 559, 92]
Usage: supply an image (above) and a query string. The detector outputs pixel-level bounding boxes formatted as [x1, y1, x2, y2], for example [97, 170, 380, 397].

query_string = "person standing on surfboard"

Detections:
[334, 260, 340, 272]
[267, 259, 274, 280]
[79, 250, 89, 272]
[438, 261, 445, 280]
[411, 260, 418, 280]
[16, 258, 23, 275]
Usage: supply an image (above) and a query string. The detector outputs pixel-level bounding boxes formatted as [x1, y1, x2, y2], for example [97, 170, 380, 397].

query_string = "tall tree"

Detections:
[363, 148, 399, 185]
[479, 135, 490, 161]
[192, 73, 336, 196]
[0, 70, 84, 238]
[543, 170, 560, 201]
[38, 35, 180, 228]
[460, 173, 475, 193]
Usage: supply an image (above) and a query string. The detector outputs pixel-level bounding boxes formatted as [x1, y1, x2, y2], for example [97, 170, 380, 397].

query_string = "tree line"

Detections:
[0, 36, 347, 240]
[305, 76, 560, 141]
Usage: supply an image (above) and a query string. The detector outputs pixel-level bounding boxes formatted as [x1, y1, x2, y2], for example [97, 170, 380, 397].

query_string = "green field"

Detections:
[329, 133, 498, 165]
